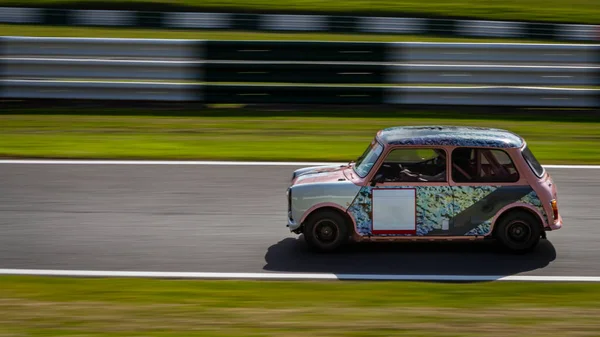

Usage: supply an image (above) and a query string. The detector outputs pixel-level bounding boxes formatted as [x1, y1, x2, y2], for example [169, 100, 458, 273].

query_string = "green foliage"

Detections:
[1, 276, 600, 336]
[1, 108, 600, 163]
[0, 0, 598, 23]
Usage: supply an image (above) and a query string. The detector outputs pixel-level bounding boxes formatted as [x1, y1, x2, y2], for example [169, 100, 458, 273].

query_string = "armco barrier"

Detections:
[597, 45, 600, 107]
[3, 36, 199, 58]
[393, 64, 597, 86]
[0, 35, 4, 98]
[391, 42, 599, 64]
[385, 86, 598, 107]
[204, 41, 387, 62]
[1, 36, 599, 108]
[3, 80, 200, 101]
[4, 59, 199, 81]
[204, 63, 385, 84]
[204, 84, 385, 104]
[5, 59, 596, 86]
[3, 80, 598, 107]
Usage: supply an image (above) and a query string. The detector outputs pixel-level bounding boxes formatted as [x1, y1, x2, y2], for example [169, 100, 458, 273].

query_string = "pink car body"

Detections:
[286, 126, 562, 253]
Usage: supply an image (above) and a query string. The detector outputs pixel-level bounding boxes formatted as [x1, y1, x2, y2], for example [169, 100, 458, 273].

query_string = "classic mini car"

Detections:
[286, 126, 562, 253]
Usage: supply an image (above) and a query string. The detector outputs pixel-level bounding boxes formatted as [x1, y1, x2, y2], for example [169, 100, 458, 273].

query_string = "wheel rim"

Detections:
[505, 220, 532, 243]
[313, 219, 339, 244]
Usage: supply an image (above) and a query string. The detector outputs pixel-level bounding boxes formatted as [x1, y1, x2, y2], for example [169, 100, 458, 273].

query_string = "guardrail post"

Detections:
[42, 8, 71, 26]
[204, 85, 384, 105]
[596, 45, 600, 110]
[204, 40, 387, 104]
[232, 14, 260, 31]
[383, 42, 402, 105]
[136, 11, 165, 28]
[524, 22, 557, 41]
[0, 36, 4, 99]
[327, 16, 359, 33]
[196, 39, 205, 103]
[426, 19, 457, 37]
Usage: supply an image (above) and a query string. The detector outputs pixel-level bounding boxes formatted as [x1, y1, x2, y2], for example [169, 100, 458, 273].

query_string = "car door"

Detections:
[348, 146, 454, 237]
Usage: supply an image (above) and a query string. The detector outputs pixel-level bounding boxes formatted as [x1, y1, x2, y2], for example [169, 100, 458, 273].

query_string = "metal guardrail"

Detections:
[389, 42, 599, 64]
[386, 86, 598, 107]
[2, 36, 199, 58]
[4, 81, 597, 107]
[1, 36, 599, 108]
[4, 37, 596, 63]
[4, 58, 199, 80]
[393, 64, 598, 86]
[2, 80, 200, 101]
[5, 59, 597, 86]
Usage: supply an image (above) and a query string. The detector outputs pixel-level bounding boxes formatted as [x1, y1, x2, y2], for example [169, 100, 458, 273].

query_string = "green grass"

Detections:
[0, 24, 564, 43]
[1, 276, 600, 336]
[1, 107, 600, 164]
[1, 0, 599, 24]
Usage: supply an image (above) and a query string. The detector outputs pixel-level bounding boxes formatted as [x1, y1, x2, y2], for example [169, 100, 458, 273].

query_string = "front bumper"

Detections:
[286, 186, 301, 232]
[287, 216, 301, 232]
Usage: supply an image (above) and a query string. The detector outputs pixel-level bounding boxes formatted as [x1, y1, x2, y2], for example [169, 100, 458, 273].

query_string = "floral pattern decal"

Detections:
[347, 185, 546, 237]
[379, 126, 524, 149]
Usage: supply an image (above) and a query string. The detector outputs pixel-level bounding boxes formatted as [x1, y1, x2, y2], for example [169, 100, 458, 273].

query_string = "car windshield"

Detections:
[522, 145, 545, 178]
[353, 140, 384, 178]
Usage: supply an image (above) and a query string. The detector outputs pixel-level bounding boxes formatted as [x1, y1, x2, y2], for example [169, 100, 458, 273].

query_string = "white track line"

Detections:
[0, 159, 599, 169]
[0, 160, 340, 166]
[1, 269, 599, 282]
[544, 165, 600, 169]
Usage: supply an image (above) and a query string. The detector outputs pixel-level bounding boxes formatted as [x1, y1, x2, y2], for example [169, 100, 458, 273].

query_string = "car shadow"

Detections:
[263, 236, 557, 276]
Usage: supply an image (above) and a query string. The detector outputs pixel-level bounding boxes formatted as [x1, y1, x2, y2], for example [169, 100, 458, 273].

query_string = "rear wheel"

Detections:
[495, 210, 542, 254]
[303, 210, 349, 252]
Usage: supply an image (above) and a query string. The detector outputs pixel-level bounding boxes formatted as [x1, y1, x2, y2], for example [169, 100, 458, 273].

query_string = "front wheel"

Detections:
[495, 211, 542, 254]
[303, 210, 349, 252]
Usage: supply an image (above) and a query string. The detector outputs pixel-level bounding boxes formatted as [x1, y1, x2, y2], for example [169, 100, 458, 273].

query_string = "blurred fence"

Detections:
[1, 7, 599, 42]
[1, 36, 599, 108]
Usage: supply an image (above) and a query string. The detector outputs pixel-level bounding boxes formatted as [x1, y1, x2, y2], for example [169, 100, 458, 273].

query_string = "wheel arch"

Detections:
[300, 203, 356, 234]
[490, 203, 546, 238]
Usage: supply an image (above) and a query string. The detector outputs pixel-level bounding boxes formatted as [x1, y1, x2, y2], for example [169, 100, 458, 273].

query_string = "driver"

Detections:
[398, 150, 446, 182]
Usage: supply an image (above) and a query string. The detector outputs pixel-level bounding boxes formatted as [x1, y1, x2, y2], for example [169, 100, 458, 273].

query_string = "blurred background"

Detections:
[0, 0, 599, 163]
[0, 1, 600, 336]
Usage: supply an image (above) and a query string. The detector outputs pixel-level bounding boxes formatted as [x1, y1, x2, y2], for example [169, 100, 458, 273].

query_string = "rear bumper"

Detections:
[548, 213, 563, 231]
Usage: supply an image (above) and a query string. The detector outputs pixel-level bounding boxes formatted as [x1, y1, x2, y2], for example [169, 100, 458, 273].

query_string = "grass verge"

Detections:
[1, 276, 600, 336]
[1, 0, 599, 24]
[1, 107, 600, 163]
[0, 24, 568, 43]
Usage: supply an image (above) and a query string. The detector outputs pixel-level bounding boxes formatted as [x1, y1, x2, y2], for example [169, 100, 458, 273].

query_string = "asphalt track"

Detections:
[1, 162, 599, 278]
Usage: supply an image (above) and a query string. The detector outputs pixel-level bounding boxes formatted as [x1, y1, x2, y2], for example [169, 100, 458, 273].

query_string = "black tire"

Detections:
[494, 210, 542, 254]
[303, 210, 350, 252]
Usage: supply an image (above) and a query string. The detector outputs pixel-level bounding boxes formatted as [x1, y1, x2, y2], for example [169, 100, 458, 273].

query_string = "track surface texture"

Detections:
[0, 163, 598, 277]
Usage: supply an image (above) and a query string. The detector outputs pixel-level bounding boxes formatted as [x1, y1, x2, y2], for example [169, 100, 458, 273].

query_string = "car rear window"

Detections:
[451, 147, 519, 183]
[522, 146, 544, 178]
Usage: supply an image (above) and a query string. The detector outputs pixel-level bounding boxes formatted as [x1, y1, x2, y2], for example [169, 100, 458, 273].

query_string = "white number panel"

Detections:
[372, 188, 416, 235]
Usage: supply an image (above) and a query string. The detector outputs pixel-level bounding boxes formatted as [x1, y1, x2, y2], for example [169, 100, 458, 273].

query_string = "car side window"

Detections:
[451, 148, 519, 183]
[375, 148, 447, 182]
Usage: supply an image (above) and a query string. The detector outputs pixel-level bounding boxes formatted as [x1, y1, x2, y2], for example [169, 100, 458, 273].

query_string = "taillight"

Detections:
[551, 199, 558, 220]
